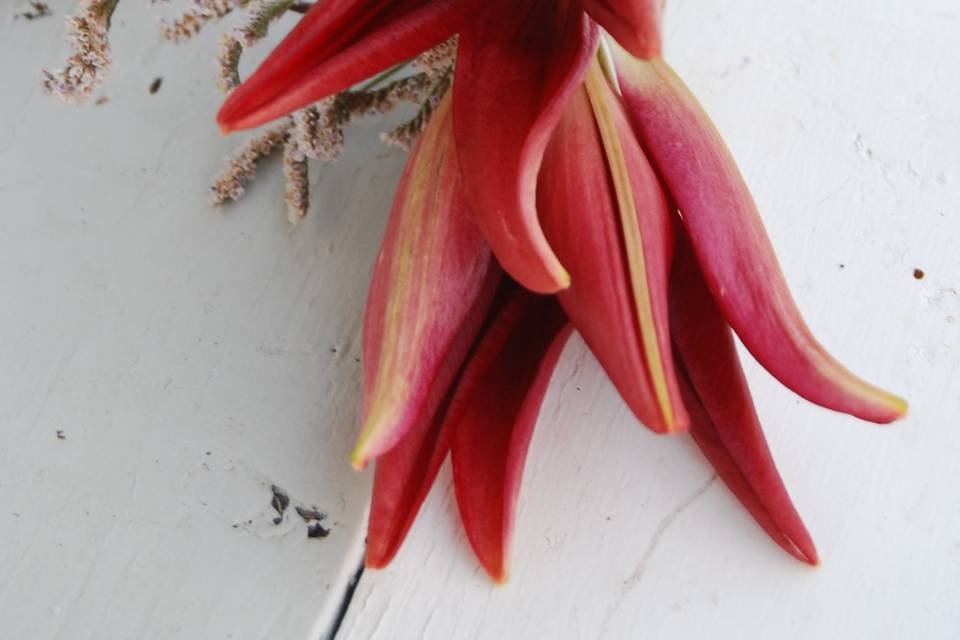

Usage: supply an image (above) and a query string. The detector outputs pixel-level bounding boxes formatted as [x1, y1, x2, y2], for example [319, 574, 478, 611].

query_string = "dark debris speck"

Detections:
[149, 77, 163, 94]
[295, 506, 330, 539]
[270, 485, 290, 524]
[913, 268, 925, 280]
[17, 1, 52, 20]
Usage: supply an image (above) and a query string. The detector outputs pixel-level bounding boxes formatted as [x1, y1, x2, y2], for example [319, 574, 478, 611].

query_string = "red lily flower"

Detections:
[216, 0, 906, 579]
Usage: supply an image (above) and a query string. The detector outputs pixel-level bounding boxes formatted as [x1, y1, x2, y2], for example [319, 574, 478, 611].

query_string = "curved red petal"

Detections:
[450, 289, 571, 582]
[581, 0, 662, 58]
[365, 278, 512, 569]
[355, 93, 499, 469]
[615, 48, 906, 424]
[364, 381, 457, 569]
[671, 232, 817, 565]
[538, 67, 686, 433]
[453, 0, 597, 293]
[217, 0, 467, 131]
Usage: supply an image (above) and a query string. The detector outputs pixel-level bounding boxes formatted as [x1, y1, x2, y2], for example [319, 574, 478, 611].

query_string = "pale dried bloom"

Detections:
[161, 0, 248, 43]
[411, 36, 457, 78]
[287, 74, 432, 162]
[337, 73, 433, 118]
[210, 117, 292, 204]
[282, 138, 310, 223]
[217, 33, 243, 92]
[210, 39, 458, 219]
[236, 0, 297, 48]
[214, 0, 300, 92]
[382, 67, 453, 150]
[42, 0, 119, 102]
[290, 101, 344, 162]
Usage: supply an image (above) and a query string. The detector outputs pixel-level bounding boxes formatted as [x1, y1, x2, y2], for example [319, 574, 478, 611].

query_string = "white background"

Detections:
[1, 0, 958, 638]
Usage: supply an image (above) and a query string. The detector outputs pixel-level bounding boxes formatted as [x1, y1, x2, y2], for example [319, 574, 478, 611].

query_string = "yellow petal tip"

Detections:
[349, 437, 373, 470]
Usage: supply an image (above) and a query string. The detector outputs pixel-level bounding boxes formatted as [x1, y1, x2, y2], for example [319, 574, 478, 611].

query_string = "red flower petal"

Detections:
[217, 0, 467, 131]
[453, 0, 597, 293]
[580, 0, 662, 58]
[615, 47, 907, 424]
[538, 63, 687, 433]
[670, 232, 817, 564]
[364, 379, 458, 569]
[450, 289, 571, 582]
[365, 281, 515, 569]
[354, 93, 500, 469]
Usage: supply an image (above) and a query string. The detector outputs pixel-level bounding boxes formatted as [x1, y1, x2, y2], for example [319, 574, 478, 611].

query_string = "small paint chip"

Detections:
[149, 77, 163, 94]
[913, 268, 925, 280]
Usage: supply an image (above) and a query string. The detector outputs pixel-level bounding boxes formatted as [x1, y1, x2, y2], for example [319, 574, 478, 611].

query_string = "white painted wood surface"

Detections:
[1, 1, 957, 639]
[0, 6, 384, 638]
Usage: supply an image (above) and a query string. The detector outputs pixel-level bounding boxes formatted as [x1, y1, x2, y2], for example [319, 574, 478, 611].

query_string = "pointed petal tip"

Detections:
[789, 540, 819, 567]
[556, 268, 572, 292]
[663, 410, 691, 434]
[879, 394, 909, 423]
[350, 404, 403, 470]
[478, 557, 510, 585]
[349, 425, 383, 469]
[640, 412, 690, 435]
[216, 115, 234, 136]
[520, 262, 572, 295]
[349, 427, 379, 470]
[363, 551, 388, 570]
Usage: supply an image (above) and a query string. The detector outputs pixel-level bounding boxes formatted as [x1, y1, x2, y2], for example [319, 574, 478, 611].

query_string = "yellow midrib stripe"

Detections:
[355, 95, 453, 461]
[584, 61, 676, 430]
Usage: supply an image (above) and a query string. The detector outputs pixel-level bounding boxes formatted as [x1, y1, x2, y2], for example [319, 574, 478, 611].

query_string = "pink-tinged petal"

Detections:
[366, 280, 513, 569]
[614, 47, 907, 424]
[365, 381, 457, 569]
[354, 93, 500, 469]
[450, 288, 571, 582]
[453, 0, 598, 293]
[217, 0, 468, 132]
[670, 233, 817, 564]
[538, 62, 687, 433]
[581, 0, 662, 58]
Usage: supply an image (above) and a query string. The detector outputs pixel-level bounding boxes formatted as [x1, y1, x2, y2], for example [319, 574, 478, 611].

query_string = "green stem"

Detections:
[358, 62, 410, 92]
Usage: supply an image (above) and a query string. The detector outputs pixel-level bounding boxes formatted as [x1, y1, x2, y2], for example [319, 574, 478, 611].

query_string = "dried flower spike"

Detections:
[42, 0, 119, 102]
[209, 117, 291, 204]
[161, 0, 248, 43]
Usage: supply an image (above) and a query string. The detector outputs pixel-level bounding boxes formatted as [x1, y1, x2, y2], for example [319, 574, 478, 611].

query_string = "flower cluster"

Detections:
[47, 0, 907, 581]
[215, 0, 905, 580]
[43, 0, 453, 222]
[42, 0, 118, 101]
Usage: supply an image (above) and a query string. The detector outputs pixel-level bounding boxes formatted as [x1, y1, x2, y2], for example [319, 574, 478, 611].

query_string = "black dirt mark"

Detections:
[149, 77, 163, 94]
[56, 430, 65, 440]
[270, 485, 290, 525]
[17, 1, 52, 20]
[296, 506, 330, 538]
